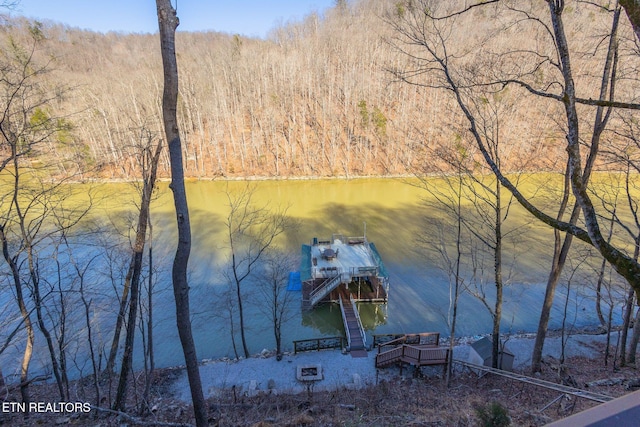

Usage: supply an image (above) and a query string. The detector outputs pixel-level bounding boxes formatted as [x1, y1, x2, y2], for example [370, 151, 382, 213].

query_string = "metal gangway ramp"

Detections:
[339, 295, 367, 357]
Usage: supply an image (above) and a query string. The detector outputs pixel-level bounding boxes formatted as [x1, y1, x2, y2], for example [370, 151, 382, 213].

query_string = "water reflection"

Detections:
[145, 177, 626, 363]
[355, 303, 388, 330]
[1, 177, 628, 379]
[301, 304, 345, 336]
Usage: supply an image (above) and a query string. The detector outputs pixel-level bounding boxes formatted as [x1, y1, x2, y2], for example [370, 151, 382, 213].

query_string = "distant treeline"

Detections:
[1, 0, 637, 179]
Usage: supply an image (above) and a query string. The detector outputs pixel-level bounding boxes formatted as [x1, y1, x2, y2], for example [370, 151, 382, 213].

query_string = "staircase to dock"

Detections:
[375, 345, 449, 370]
[374, 333, 449, 372]
[308, 273, 343, 307]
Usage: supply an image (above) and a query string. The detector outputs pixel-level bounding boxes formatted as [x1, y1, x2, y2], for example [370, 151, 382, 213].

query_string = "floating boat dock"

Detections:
[300, 234, 389, 356]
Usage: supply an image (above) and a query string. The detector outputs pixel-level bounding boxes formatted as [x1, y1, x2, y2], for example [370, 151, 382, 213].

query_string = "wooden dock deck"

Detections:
[301, 234, 389, 310]
[298, 234, 389, 357]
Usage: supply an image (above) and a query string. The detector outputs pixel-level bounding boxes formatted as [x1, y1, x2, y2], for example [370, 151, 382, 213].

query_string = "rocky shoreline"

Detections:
[169, 330, 616, 401]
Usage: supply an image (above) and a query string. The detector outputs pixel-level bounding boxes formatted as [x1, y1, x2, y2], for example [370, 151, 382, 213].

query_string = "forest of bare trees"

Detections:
[2, 0, 640, 424]
[2, 0, 630, 180]
[386, 0, 640, 374]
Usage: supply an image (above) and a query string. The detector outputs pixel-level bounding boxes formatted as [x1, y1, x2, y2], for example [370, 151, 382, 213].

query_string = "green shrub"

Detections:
[474, 401, 511, 427]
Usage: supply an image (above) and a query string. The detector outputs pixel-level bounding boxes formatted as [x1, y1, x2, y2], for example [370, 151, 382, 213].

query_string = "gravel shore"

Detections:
[170, 332, 612, 401]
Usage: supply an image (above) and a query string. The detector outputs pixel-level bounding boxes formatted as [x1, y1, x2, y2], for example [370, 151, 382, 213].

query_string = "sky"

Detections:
[8, 0, 336, 38]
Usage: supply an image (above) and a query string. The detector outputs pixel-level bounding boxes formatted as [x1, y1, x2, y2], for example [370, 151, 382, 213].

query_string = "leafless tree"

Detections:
[385, 0, 640, 369]
[530, 2, 621, 372]
[138, 212, 160, 407]
[69, 249, 103, 406]
[557, 253, 587, 367]
[106, 126, 161, 371]
[156, 1, 207, 425]
[112, 130, 162, 412]
[416, 179, 467, 384]
[596, 132, 640, 365]
[423, 105, 519, 370]
[223, 184, 293, 358]
[255, 249, 299, 360]
[0, 21, 89, 406]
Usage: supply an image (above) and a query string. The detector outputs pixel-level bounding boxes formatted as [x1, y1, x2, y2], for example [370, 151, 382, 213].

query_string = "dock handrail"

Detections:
[339, 297, 351, 349]
[375, 345, 403, 367]
[350, 295, 367, 349]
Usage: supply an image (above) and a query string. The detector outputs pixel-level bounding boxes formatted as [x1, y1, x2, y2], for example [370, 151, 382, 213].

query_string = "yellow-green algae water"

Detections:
[1, 174, 635, 374]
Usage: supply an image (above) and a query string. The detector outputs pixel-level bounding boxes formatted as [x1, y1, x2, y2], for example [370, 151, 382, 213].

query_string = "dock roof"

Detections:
[312, 238, 377, 275]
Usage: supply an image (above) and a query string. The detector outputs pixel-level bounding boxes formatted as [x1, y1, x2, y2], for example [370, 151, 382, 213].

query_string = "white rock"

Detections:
[352, 373, 361, 387]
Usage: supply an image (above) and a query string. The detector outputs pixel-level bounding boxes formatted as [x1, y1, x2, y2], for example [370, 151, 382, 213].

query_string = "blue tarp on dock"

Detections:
[287, 271, 302, 291]
[369, 242, 388, 277]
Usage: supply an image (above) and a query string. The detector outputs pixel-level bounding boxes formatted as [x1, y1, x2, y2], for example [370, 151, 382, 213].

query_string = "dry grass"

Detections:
[1, 345, 638, 426]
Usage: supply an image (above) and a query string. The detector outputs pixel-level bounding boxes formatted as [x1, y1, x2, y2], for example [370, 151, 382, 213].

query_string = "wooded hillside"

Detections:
[1, 0, 638, 179]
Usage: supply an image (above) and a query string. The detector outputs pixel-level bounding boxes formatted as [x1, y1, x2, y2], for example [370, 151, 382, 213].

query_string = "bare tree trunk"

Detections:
[620, 164, 640, 366]
[492, 178, 503, 369]
[629, 305, 640, 365]
[156, 2, 208, 425]
[256, 250, 297, 362]
[595, 257, 609, 326]
[446, 175, 464, 386]
[106, 271, 132, 374]
[532, 4, 619, 372]
[147, 215, 155, 375]
[0, 226, 33, 410]
[76, 257, 101, 406]
[596, 210, 618, 328]
[531, 163, 578, 373]
[113, 142, 162, 412]
[233, 256, 251, 359]
[230, 247, 250, 359]
[619, 288, 635, 366]
[29, 246, 65, 399]
[54, 260, 70, 399]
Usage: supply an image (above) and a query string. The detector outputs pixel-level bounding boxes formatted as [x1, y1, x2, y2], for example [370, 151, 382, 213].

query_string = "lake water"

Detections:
[0, 176, 624, 377]
[143, 177, 617, 368]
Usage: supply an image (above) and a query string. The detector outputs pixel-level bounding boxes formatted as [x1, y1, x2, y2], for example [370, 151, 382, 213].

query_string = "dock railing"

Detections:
[311, 235, 366, 245]
[339, 297, 351, 349]
[373, 332, 440, 350]
[312, 266, 341, 279]
[350, 295, 367, 349]
[346, 236, 366, 245]
[293, 336, 346, 354]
